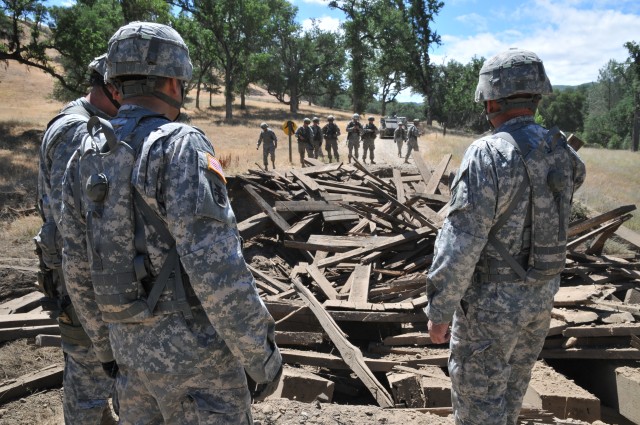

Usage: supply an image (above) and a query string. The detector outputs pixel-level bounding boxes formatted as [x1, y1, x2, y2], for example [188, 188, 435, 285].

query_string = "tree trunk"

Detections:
[240, 88, 246, 110]
[290, 87, 299, 114]
[224, 66, 234, 121]
[196, 78, 202, 110]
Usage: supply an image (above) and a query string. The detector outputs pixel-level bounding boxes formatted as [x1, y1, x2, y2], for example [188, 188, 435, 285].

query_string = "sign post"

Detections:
[282, 120, 297, 164]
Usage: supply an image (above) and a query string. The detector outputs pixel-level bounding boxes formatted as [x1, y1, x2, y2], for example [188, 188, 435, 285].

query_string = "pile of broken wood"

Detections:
[1, 154, 639, 422]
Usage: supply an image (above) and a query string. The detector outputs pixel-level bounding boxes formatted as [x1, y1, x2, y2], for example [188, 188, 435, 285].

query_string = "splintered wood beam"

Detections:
[247, 264, 290, 293]
[424, 154, 451, 194]
[392, 169, 406, 203]
[568, 205, 636, 237]
[412, 153, 432, 187]
[323, 300, 415, 311]
[291, 277, 395, 407]
[306, 264, 339, 300]
[367, 183, 436, 229]
[243, 185, 291, 233]
[567, 218, 626, 250]
[0, 364, 64, 403]
[348, 264, 372, 303]
[274, 200, 345, 212]
[284, 213, 320, 237]
[289, 169, 323, 193]
[0, 291, 42, 315]
[317, 226, 434, 268]
[280, 348, 399, 372]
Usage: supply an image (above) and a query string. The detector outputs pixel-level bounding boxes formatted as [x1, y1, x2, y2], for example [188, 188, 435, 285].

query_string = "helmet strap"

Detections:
[486, 95, 540, 122]
[101, 85, 121, 110]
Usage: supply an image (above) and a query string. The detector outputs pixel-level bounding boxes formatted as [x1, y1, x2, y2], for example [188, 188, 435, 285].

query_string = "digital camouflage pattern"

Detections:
[311, 123, 324, 159]
[345, 120, 363, 162]
[404, 123, 420, 161]
[257, 128, 278, 169]
[61, 105, 281, 423]
[394, 125, 406, 157]
[36, 97, 116, 425]
[322, 121, 341, 162]
[361, 122, 378, 162]
[426, 115, 585, 425]
[295, 125, 314, 166]
[475, 48, 552, 103]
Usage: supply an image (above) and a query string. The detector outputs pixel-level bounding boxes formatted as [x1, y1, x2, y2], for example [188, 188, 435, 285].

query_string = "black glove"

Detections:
[101, 360, 119, 379]
[247, 364, 283, 402]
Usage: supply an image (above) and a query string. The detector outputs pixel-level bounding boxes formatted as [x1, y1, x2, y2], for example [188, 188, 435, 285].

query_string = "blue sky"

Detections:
[293, 0, 640, 90]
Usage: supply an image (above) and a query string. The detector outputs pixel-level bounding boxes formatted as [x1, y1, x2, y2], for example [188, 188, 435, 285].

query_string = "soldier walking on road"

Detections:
[361, 116, 379, 164]
[394, 122, 407, 158]
[311, 117, 324, 160]
[36, 54, 119, 425]
[425, 48, 585, 425]
[404, 118, 421, 164]
[322, 115, 341, 162]
[60, 22, 282, 424]
[345, 113, 363, 163]
[257, 122, 278, 170]
[295, 117, 314, 167]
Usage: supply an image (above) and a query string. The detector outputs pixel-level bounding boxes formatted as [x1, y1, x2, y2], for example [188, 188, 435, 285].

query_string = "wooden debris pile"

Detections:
[233, 155, 640, 412]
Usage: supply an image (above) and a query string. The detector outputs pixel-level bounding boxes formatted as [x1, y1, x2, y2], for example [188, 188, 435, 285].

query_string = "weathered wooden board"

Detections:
[0, 364, 64, 403]
[0, 291, 42, 315]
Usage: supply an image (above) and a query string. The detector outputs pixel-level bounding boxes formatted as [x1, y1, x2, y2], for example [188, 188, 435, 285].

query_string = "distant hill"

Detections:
[553, 82, 594, 92]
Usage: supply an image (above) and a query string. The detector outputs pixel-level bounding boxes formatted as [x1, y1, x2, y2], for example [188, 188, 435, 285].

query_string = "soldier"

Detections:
[425, 48, 586, 425]
[256, 122, 278, 170]
[361, 116, 379, 164]
[310, 116, 324, 159]
[294, 117, 314, 167]
[35, 54, 119, 425]
[403, 118, 421, 164]
[345, 113, 363, 163]
[394, 122, 407, 158]
[322, 115, 341, 162]
[60, 22, 282, 424]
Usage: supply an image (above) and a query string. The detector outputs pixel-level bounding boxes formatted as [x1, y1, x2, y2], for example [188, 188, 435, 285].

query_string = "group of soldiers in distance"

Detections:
[257, 114, 422, 169]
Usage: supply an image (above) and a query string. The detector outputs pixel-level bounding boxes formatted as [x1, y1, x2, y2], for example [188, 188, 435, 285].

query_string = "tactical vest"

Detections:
[75, 114, 196, 323]
[477, 127, 574, 285]
[323, 123, 338, 138]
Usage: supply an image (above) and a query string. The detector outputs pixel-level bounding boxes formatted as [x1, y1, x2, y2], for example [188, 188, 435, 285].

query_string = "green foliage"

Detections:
[119, 0, 171, 23]
[537, 85, 588, 134]
[48, 0, 123, 100]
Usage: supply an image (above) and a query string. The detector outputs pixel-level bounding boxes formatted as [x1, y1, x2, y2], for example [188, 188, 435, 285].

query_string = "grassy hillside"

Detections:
[1, 62, 638, 236]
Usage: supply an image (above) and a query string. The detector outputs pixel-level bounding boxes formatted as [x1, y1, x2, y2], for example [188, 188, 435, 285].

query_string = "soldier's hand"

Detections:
[428, 320, 451, 344]
[101, 360, 119, 379]
[256, 146, 259, 150]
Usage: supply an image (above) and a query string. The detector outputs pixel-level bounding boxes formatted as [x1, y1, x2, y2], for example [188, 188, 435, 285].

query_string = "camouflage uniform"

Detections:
[322, 120, 341, 162]
[361, 121, 378, 163]
[404, 122, 420, 162]
[311, 122, 324, 159]
[257, 127, 278, 170]
[426, 115, 586, 425]
[60, 22, 281, 424]
[345, 119, 363, 162]
[394, 125, 406, 157]
[36, 96, 116, 424]
[295, 124, 314, 166]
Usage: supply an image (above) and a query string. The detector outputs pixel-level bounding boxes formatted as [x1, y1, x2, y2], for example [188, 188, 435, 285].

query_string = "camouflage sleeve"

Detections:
[568, 145, 586, 194]
[155, 132, 281, 384]
[425, 143, 499, 324]
[60, 152, 114, 363]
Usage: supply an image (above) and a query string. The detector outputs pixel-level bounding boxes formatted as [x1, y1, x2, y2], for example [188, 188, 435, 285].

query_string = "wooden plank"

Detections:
[0, 324, 60, 342]
[284, 213, 319, 236]
[306, 265, 339, 300]
[563, 323, 640, 337]
[274, 200, 345, 212]
[568, 205, 636, 237]
[567, 217, 626, 249]
[551, 308, 599, 325]
[553, 285, 604, 307]
[424, 154, 451, 194]
[289, 169, 323, 192]
[323, 300, 415, 311]
[243, 185, 291, 232]
[0, 291, 42, 315]
[291, 277, 395, 407]
[296, 162, 344, 176]
[347, 264, 372, 304]
[0, 312, 56, 328]
[275, 331, 323, 347]
[247, 265, 290, 294]
[280, 348, 399, 372]
[412, 153, 432, 188]
[540, 347, 640, 360]
[0, 364, 64, 403]
[322, 210, 360, 222]
[614, 225, 640, 250]
[383, 332, 432, 346]
[317, 226, 434, 268]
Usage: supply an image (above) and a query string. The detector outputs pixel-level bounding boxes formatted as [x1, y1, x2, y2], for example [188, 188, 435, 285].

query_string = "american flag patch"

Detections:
[206, 153, 227, 184]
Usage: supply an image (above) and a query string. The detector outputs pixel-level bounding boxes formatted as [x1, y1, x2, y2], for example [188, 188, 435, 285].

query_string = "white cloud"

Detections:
[435, 0, 640, 85]
[299, 0, 332, 5]
[301, 16, 342, 33]
[455, 13, 487, 32]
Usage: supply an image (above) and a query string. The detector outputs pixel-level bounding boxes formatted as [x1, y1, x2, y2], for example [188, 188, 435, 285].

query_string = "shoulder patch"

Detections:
[206, 153, 227, 184]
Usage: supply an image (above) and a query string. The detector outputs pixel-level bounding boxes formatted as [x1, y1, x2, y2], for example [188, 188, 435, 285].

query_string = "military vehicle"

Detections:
[379, 116, 407, 139]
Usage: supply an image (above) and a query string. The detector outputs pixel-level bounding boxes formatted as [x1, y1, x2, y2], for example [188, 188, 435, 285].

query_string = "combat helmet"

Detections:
[303, 117, 311, 124]
[312, 117, 320, 123]
[475, 48, 551, 118]
[88, 54, 108, 79]
[260, 122, 268, 129]
[327, 115, 335, 121]
[88, 53, 120, 109]
[352, 113, 360, 120]
[105, 22, 193, 108]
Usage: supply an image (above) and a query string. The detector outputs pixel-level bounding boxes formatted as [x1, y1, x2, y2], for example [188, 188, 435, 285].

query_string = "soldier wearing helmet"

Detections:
[345, 113, 363, 163]
[310, 117, 324, 160]
[425, 48, 585, 425]
[294, 117, 314, 166]
[394, 122, 407, 157]
[60, 22, 282, 424]
[361, 116, 379, 164]
[403, 118, 422, 164]
[257, 122, 278, 170]
[322, 115, 341, 162]
[35, 53, 120, 424]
